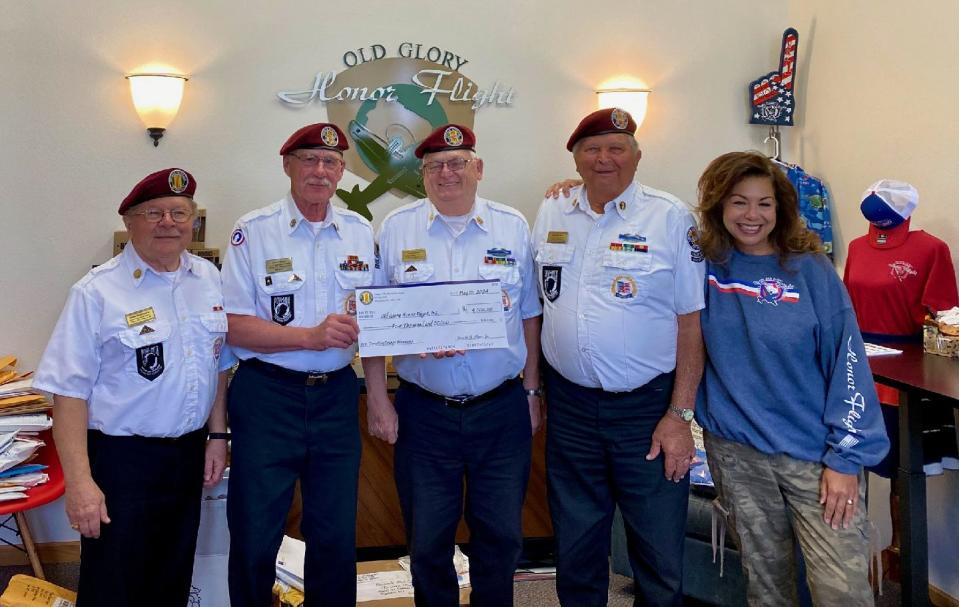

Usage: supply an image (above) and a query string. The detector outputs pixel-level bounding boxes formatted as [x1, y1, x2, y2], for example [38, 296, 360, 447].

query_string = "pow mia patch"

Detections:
[542, 266, 562, 302]
[271, 294, 295, 325]
[135, 343, 164, 381]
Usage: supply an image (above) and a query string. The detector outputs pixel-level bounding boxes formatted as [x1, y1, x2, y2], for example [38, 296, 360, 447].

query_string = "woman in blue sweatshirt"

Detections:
[695, 152, 888, 606]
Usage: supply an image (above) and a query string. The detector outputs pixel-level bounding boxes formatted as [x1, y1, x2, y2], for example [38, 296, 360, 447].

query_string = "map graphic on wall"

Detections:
[325, 59, 477, 219]
[749, 28, 799, 126]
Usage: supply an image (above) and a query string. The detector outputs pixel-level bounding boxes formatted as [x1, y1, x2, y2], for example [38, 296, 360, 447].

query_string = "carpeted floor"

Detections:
[0, 562, 903, 606]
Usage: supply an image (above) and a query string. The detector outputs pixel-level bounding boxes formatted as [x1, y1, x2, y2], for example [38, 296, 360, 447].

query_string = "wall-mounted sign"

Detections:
[277, 43, 516, 219]
[749, 28, 798, 126]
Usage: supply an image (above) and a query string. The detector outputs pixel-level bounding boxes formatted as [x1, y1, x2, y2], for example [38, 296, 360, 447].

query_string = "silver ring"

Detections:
[846, 499, 854, 505]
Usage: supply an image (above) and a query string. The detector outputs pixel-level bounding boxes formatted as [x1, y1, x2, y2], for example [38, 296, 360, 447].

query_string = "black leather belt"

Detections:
[244, 358, 351, 386]
[400, 377, 521, 410]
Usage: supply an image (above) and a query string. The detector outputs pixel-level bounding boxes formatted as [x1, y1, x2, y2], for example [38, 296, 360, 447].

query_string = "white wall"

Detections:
[788, 0, 959, 597]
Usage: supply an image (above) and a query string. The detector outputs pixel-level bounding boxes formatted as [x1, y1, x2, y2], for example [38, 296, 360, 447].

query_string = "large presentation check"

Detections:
[355, 280, 509, 357]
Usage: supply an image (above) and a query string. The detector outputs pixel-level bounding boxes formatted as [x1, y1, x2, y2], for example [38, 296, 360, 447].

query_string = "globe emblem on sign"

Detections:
[336, 82, 451, 219]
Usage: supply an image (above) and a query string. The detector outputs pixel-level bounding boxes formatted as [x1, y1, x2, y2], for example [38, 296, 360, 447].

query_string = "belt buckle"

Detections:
[306, 372, 328, 386]
[444, 394, 472, 409]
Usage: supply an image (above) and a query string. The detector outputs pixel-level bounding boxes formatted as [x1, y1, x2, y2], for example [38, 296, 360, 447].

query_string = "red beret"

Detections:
[566, 108, 637, 151]
[118, 168, 196, 215]
[279, 122, 349, 155]
[414, 124, 476, 159]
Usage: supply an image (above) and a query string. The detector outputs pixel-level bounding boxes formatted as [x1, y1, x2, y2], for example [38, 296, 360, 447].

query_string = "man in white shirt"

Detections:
[220, 123, 378, 607]
[34, 168, 230, 606]
[531, 108, 706, 606]
[365, 124, 543, 606]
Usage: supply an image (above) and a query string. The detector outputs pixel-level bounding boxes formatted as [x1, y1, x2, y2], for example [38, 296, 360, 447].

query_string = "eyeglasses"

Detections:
[423, 158, 473, 175]
[129, 208, 194, 223]
[289, 152, 344, 170]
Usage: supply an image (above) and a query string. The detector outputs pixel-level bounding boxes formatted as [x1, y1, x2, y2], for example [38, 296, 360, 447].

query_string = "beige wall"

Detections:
[4, 2, 956, 595]
[1, 0, 786, 542]
[788, 0, 959, 597]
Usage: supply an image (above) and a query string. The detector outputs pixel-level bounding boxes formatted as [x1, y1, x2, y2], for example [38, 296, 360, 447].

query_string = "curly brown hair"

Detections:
[695, 151, 822, 267]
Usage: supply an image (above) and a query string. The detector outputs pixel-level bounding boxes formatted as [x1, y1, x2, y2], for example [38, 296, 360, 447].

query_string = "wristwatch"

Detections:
[668, 405, 694, 423]
[525, 388, 543, 397]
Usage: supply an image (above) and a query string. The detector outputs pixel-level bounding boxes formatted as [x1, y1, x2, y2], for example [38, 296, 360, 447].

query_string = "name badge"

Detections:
[265, 258, 293, 273]
[125, 307, 156, 327]
[546, 231, 569, 244]
[402, 248, 427, 262]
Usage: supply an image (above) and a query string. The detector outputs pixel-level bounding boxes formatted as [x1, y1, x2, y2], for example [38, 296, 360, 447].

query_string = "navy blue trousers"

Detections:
[545, 366, 688, 607]
[77, 428, 206, 607]
[394, 379, 532, 607]
[227, 361, 360, 607]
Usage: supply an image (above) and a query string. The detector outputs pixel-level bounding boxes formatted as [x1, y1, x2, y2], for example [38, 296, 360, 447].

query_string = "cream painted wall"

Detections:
[787, 1, 959, 597]
[1, 0, 787, 544]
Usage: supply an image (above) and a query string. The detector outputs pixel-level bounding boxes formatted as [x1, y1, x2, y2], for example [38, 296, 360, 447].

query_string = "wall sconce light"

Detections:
[596, 87, 651, 130]
[126, 72, 189, 147]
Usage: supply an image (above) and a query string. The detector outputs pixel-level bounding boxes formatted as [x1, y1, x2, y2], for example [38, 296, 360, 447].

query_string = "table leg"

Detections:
[898, 389, 929, 606]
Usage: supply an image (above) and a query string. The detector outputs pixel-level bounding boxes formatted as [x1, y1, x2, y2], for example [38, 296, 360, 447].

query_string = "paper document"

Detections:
[864, 343, 903, 357]
[356, 570, 415, 601]
[356, 280, 509, 357]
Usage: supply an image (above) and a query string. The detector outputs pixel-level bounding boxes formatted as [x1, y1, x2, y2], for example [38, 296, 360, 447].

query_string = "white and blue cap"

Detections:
[860, 179, 918, 228]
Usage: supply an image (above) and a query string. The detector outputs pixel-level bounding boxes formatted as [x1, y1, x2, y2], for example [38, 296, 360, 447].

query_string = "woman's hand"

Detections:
[820, 467, 859, 529]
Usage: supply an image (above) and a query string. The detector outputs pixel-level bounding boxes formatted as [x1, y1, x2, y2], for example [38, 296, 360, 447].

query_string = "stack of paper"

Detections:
[0, 357, 53, 501]
[0, 356, 51, 416]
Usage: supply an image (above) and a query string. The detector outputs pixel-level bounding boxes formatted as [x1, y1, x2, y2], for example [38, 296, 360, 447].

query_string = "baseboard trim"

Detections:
[0, 541, 80, 566]
[931, 584, 959, 607]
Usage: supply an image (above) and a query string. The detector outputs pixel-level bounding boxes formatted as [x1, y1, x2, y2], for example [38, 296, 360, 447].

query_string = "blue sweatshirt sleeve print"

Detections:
[817, 275, 890, 474]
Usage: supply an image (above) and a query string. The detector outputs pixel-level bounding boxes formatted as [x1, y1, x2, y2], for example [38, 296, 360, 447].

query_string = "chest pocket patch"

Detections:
[271, 294, 295, 325]
[136, 343, 164, 381]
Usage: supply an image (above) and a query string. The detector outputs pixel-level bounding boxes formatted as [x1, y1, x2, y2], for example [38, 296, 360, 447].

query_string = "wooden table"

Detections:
[868, 342, 959, 607]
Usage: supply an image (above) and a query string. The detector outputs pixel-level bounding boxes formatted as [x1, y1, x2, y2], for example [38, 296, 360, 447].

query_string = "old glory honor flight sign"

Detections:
[277, 43, 516, 219]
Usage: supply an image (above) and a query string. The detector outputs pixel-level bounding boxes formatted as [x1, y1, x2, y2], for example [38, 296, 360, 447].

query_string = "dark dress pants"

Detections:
[545, 366, 688, 607]
[227, 361, 360, 607]
[77, 427, 206, 607]
[394, 379, 532, 607]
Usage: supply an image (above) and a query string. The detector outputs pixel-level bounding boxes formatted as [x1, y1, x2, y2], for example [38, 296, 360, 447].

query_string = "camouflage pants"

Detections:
[704, 432, 873, 607]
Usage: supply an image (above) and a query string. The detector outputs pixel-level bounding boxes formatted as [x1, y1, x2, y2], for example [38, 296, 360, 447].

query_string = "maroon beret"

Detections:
[279, 122, 349, 155]
[414, 124, 476, 159]
[118, 168, 196, 215]
[566, 108, 637, 151]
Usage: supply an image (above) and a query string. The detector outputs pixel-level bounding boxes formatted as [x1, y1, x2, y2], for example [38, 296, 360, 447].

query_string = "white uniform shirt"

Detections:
[34, 245, 232, 437]
[221, 195, 378, 372]
[377, 197, 542, 397]
[531, 182, 705, 392]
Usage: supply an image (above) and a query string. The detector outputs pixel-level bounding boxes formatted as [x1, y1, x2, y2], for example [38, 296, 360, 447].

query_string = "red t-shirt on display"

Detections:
[844, 222, 958, 406]
[844, 223, 959, 336]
